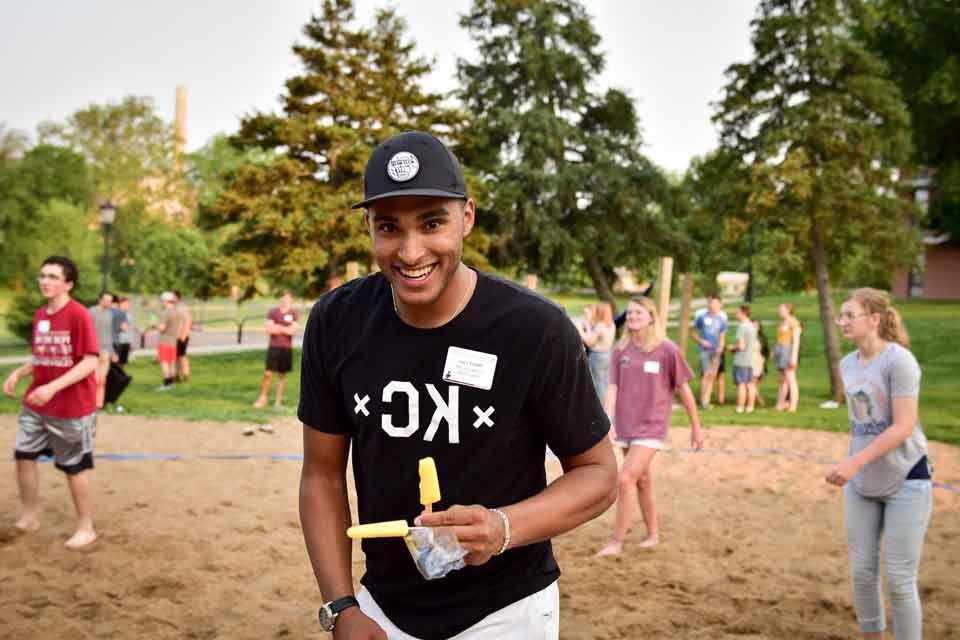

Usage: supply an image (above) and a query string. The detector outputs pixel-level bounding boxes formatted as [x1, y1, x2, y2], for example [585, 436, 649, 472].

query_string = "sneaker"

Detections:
[735, 407, 744, 414]
[259, 424, 275, 434]
[242, 426, 256, 436]
[820, 400, 839, 409]
[154, 385, 172, 392]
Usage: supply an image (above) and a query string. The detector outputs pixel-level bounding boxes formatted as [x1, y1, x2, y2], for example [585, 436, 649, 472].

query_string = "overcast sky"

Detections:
[2, 1, 757, 174]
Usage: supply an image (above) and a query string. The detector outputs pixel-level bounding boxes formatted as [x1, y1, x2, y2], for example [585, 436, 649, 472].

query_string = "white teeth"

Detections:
[398, 265, 434, 279]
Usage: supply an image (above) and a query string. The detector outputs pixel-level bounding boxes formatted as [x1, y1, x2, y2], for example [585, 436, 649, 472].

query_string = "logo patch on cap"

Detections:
[386, 151, 420, 182]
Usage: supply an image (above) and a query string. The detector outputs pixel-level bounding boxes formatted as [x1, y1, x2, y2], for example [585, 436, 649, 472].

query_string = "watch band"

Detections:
[328, 595, 359, 615]
[318, 595, 359, 631]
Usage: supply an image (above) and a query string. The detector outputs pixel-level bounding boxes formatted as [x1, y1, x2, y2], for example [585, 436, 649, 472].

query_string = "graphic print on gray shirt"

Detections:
[840, 342, 927, 497]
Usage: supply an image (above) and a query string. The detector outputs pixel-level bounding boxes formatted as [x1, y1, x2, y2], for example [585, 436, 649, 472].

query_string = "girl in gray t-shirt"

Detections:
[827, 288, 931, 639]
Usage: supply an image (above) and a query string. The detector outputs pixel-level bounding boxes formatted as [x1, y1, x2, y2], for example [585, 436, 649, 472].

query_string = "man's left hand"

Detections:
[415, 504, 505, 566]
[26, 384, 56, 407]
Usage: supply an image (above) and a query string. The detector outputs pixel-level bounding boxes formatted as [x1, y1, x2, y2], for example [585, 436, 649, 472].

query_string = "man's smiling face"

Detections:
[365, 195, 474, 314]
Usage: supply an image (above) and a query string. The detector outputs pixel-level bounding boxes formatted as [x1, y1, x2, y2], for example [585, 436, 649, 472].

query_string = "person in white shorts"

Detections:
[298, 131, 616, 639]
[596, 297, 703, 556]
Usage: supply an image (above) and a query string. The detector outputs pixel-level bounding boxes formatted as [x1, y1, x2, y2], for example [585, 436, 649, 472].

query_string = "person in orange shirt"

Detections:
[774, 303, 802, 412]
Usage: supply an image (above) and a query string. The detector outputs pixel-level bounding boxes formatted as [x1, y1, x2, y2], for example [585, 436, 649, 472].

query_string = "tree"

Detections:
[860, 0, 960, 240]
[0, 145, 95, 291]
[106, 200, 211, 295]
[7, 199, 103, 341]
[207, 0, 474, 298]
[714, 0, 921, 401]
[38, 96, 181, 207]
[0, 123, 30, 165]
[457, 0, 679, 306]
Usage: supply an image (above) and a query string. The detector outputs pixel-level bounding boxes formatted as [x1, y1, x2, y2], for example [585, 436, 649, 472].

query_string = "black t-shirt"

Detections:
[298, 269, 609, 640]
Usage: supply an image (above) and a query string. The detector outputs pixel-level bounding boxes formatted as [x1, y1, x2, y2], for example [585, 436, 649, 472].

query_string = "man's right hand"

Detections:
[332, 606, 386, 639]
[3, 371, 18, 397]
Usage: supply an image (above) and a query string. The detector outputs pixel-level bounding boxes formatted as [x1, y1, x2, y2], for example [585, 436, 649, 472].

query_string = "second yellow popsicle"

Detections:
[419, 457, 441, 511]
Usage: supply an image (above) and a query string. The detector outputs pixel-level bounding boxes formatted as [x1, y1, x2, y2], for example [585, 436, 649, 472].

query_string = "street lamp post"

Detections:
[99, 202, 116, 292]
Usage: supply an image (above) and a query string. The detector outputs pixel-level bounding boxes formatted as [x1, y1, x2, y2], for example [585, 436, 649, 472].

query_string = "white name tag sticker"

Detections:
[283, 314, 293, 323]
[703, 317, 713, 327]
[37, 320, 51, 333]
[643, 360, 660, 374]
[442, 346, 498, 391]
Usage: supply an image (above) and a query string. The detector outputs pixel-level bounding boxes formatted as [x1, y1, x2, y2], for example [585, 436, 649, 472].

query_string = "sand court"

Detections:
[1, 416, 958, 639]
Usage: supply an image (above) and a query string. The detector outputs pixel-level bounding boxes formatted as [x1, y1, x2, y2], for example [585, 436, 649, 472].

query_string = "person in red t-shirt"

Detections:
[595, 297, 704, 557]
[253, 290, 299, 409]
[3, 256, 100, 549]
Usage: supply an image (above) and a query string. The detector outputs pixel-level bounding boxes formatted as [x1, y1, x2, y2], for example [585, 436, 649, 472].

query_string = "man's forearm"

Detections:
[500, 444, 616, 550]
[13, 363, 33, 381]
[49, 356, 97, 394]
[299, 470, 356, 601]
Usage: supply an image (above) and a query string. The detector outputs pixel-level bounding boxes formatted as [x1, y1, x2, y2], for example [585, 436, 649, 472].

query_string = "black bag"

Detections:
[104, 362, 132, 405]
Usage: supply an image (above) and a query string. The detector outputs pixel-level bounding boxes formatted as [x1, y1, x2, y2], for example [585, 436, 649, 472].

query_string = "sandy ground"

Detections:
[1, 416, 958, 639]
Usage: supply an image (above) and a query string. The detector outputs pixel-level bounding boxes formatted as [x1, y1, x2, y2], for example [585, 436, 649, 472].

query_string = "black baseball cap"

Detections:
[351, 131, 468, 209]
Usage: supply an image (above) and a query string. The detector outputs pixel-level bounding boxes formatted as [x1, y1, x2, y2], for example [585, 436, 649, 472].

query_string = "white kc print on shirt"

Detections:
[352, 381, 496, 444]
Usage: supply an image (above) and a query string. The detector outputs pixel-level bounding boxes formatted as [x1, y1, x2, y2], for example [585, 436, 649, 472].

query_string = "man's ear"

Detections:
[462, 199, 476, 237]
[363, 211, 373, 238]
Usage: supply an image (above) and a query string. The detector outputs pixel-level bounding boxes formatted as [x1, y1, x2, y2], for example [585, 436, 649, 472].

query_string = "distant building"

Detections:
[891, 171, 960, 300]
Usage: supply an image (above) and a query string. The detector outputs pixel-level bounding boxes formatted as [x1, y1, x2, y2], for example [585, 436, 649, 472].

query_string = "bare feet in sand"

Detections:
[595, 540, 623, 557]
[638, 535, 659, 548]
[64, 529, 97, 549]
[15, 516, 40, 532]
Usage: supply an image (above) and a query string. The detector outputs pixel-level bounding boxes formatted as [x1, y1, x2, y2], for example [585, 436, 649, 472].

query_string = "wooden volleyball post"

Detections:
[656, 257, 674, 330]
[677, 272, 694, 355]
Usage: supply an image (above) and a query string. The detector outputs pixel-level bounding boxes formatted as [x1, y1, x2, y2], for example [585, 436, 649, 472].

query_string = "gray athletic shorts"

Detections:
[14, 407, 96, 475]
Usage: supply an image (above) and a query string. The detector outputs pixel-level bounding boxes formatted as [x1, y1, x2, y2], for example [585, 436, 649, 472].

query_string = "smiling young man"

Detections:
[298, 131, 617, 639]
[3, 256, 100, 549]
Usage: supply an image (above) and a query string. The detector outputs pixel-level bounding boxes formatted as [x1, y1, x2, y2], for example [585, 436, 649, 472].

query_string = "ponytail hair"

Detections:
[845, 288, 910, 347]
[617, 296, 665, 352]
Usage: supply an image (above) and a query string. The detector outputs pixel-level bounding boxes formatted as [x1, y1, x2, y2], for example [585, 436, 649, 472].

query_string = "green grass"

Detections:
[0, 350, 300, 424]
[1, 291, 957, 446]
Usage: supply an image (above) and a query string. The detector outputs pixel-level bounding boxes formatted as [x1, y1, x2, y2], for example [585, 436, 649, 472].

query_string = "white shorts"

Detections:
[356, 580, 559, 640]
[613, 438, 664, 450]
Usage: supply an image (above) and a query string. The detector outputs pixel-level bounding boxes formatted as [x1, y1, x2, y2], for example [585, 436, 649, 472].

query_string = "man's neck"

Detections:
[46, 294, 71, 314]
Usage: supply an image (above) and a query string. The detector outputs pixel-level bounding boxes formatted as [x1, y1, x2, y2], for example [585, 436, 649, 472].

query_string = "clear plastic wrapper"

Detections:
[404, 526, 467, 580]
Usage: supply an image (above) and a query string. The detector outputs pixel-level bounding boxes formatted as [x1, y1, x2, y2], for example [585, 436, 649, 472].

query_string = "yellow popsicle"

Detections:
[346, 520, 410, 539]
[419, 457, 441, 510]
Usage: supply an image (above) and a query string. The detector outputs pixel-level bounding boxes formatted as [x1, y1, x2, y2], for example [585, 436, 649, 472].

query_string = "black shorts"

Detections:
[265, 346, 293, 373]
[717, 350, 726, 374]
[115, 343, 131, 366]
[176, 337, 189, 357]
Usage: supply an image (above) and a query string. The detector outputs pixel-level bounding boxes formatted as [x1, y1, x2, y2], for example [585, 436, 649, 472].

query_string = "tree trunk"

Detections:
[585, 254, 616, 311]
[810, 218, 844, 402]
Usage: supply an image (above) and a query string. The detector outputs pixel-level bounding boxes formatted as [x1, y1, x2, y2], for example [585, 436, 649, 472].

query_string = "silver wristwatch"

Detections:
[318, 595, 359, 632]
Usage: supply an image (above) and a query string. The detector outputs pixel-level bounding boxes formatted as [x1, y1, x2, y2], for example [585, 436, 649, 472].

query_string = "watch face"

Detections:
[318, 605, 335, 631]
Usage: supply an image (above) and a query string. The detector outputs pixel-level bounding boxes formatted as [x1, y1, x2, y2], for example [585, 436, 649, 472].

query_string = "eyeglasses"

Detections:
[836, 312, 868, 324]
[37, 273, 64, 281]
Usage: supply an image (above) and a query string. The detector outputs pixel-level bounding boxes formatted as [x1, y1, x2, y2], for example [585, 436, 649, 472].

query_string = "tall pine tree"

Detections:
[207, 0, 470, 297]
[457, 0, 679, 305]
[714, 0, 919, 401]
